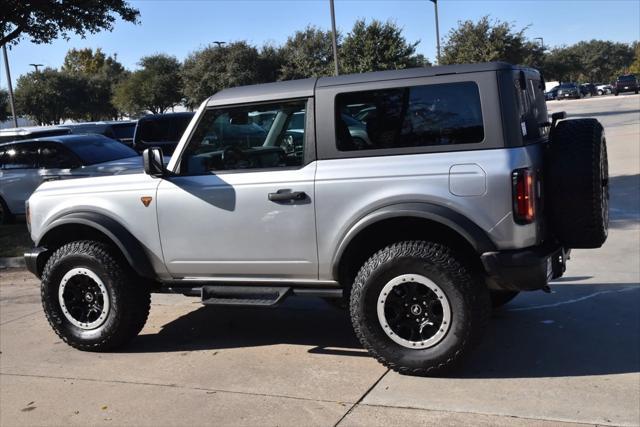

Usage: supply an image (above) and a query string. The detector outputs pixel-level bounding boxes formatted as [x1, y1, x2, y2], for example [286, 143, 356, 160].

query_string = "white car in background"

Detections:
[0, 134, 147, 223]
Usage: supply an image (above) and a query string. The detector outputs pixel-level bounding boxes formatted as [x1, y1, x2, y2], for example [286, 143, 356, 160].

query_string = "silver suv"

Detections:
[24, 63, 609, 375]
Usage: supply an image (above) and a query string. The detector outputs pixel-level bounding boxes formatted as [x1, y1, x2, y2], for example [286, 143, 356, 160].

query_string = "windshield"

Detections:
[67, 136, 138, 165]
[618, 75, 636, 82]
[559, 83, 576, 88]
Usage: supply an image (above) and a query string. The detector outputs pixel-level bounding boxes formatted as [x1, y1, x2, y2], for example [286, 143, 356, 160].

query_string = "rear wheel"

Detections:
[41, 240, 150, 351]
[350, 241, 490, 376]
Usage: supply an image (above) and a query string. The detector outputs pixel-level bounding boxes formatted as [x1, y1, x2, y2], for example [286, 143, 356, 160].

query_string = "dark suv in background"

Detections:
[556, 82, 582, 99]
[132, 112, 195, 154]
[615, 74, 638, 95]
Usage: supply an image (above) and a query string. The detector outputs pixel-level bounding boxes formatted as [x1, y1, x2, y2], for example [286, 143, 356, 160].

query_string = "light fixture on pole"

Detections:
[429, 0, 441, 64]
[534, 37, 544, 51]
[212, 41, 226, 48]
[329, 0, 339, 76]
[29, 63, 44, 72]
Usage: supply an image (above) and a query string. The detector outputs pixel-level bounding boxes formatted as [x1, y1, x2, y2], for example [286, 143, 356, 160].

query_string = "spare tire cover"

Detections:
[546, 118, 609, 248]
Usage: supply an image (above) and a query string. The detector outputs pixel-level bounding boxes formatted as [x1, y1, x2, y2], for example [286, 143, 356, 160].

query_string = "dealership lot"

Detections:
[1, 94, 639, 426]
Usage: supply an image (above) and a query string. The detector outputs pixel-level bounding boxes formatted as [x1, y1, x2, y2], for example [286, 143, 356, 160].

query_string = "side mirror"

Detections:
[143, 147, 165, 178]
[551, 111, 566, 126]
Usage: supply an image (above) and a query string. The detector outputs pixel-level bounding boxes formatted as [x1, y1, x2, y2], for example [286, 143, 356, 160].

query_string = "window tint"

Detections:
[111, 123, 136, 140]
[39, 143, 81, 169]
[335, 82, 484, 151]
[514, 73, 549, 142]
[180, 100, 306, 175]
[137, 115, 193, 144]
[66, 136, 138, 165]
[0, 143, 39, 169]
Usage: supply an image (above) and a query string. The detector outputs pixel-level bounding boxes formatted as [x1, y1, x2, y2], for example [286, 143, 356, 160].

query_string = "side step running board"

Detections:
[199, 286, 344, 307]
[202, 286, 291, 307]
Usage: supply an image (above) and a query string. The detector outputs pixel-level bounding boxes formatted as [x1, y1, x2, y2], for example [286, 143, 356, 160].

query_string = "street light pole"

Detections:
[429, 0, 441, 64]
[329, 0, 339, 75]
[2, 44, 18, 127]
[29, 63, 44, 72]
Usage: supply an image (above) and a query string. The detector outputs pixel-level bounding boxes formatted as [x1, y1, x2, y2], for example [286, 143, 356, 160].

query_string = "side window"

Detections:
[335, 81, 484, 152]
[180, 100, 306, 175]
[0, 143, 38, 170]
[515, 74, 549, 142]
[39, 143, 80, 169]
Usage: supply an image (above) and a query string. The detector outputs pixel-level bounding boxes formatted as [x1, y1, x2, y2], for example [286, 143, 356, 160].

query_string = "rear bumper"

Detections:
[481, 244, 568, 291]
[24, 247, 49, 278]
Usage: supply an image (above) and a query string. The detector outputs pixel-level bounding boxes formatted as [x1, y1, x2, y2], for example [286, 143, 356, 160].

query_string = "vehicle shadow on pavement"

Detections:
[124, 284, 640, 379]
[457, 283, 640, 379]
[609, 174, 640, 229]
[126, 298, 368, 356]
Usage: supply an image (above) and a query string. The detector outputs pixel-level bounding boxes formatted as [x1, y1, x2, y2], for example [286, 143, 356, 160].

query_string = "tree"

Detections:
[629, 41, 640, 76]
[340, 19, 427, 73]
[543, 48, 582, 82]
[440, 16, 541, 66]
[61, 48, 127, 120]
[572, 40, 634, 82]
[279, 26, 337, 80]
[0, 0, 139, 46]
[62, 48, 108, 75]
[113, 54, 183, 115]
[14, 68, 86, 125]
[182, 42, 266, 108]
[542, 40, 634, 83]
[0, 89, 10, 122]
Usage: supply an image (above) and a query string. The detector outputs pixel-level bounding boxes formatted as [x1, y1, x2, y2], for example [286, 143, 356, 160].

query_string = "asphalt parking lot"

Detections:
[1, 93, 639, 426]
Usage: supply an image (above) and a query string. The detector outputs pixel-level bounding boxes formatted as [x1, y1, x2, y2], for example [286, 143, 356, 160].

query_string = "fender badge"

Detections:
[141, 196, 153, 207]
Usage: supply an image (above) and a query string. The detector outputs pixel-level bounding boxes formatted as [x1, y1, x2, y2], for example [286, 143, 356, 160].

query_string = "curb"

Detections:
[0, 257, 25, 268]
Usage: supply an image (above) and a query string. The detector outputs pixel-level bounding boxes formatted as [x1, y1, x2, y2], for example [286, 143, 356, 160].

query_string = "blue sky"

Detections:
[2, 0, 639, 89]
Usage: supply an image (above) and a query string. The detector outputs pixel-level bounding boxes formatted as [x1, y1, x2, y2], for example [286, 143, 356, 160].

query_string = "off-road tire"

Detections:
[490, 290, 519, 308]
[41, 240, 150, 351]
[350, 241, 490, 376]
[547, 119, 608, 248]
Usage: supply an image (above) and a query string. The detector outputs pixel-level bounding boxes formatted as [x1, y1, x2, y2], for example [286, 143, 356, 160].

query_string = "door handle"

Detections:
[268, 190, 307, 202]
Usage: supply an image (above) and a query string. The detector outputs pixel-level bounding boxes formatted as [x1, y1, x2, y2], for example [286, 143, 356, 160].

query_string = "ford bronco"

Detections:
[24, 62, 608, 375]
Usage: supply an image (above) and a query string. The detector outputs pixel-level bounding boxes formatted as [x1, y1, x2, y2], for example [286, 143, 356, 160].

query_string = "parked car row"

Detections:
[0, 113, 191, 224]
[545, 74, 638, 100]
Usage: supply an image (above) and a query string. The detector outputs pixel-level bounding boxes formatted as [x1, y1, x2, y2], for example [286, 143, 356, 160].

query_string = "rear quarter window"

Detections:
[335, 81, 484, 152]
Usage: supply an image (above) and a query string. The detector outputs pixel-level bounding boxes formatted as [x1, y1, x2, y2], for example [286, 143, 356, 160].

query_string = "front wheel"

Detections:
[350, 241, 490, 376]
[41, 241, 150, 351]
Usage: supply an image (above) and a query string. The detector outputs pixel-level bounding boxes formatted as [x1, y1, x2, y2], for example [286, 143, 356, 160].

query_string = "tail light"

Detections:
[512, 168, 535, 224]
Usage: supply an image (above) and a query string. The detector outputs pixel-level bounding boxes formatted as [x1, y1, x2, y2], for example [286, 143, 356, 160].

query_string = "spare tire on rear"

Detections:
[546, 119, 609, 248]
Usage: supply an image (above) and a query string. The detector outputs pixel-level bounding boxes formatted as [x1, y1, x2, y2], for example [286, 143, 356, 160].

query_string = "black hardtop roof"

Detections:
[207, 62, 533, 106]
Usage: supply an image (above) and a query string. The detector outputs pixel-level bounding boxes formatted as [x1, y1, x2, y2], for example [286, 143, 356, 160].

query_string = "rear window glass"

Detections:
[335, 82, 484, 151]
[66, 136, 138, 165]
[111, 123, 136, 140]
[618, 75, 636, 82]
[136, 115, 193, 144]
